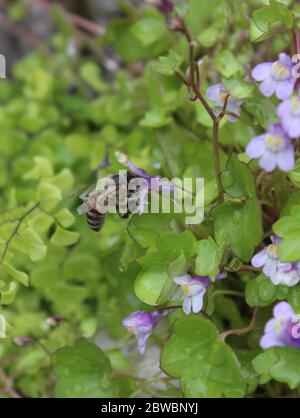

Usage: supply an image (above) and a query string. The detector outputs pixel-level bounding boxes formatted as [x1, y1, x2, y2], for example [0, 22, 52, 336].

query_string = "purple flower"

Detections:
[122, 311, 161, 354]
[147, 0, 173, 14]
[246, 124, 295, 172]
[252, 53, 295, 100]
[252, 237, 300, 287]
[14, 336, 34, 346]
[251, 236, 280, 277]
[45, 316, 64, 328]
[277, 94, 300, 139]
[173, 275, 211, 315]
[271, 262, 300, 287]
[260, 302, 300, 349]
[206, 83, 243, 122]
[115, 151, 173, 214]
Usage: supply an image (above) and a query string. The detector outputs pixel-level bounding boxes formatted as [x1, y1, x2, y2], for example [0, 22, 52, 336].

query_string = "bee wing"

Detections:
[77, 201, 89, 215]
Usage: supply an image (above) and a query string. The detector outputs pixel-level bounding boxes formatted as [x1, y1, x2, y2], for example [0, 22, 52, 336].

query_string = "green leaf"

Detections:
[55, 208, 75, 228]
[130, 17, 166, 47]
[221, 154, 256, 198]
[289, 159, 300, 188]
[223, 78, 255, 100]
[12, 227, 47, 261]
[288, 286, 300, 313]
[273, 208, 300, 262]
[3, 263, 29, 287]
[50, 226, 80, 247]
[198, 25, 220, 48]
[0, 281, 18, 305]
[127, 213, 174, 248]
[252, 0, 294, 42]
[212, 198, 263, 262]
[119, 235, 139, 273]
[23, 156, 53, 181]
[49, 169, 74, 194]
[236, 349, 260, 395]
[79, 62, 107, 92]
[53, 339, 117, 398]
[161, 316, 246, 398]
[134, 268, 172, 306]
[195, 238, 223, 279]
[245, 273, 289, 307]
[215, 50, 244, 78]
[38, 182, 62, 211]
[153, 50, 183, 76]
[140, 109, 173, 128]
[253, 347, 300, 389]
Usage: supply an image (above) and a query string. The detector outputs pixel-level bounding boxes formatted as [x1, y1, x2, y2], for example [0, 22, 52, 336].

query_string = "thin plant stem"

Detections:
[219, 307, 259, 341]
[0, 203, 40, 266]
[212, 121, 224, 203]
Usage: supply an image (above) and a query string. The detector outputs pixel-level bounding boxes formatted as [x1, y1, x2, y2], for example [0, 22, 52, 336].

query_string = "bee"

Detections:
[77, 171, 138, 232]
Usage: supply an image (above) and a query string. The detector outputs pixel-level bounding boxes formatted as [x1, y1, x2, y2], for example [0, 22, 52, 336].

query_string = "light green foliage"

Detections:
[1, 0, 300, 400]
[273, 206, 300, 262]
[245, 273, 289, 307]
[253, 348, 300, 388]
[161, 316, 246, 398]
[53, 339, 117, 397]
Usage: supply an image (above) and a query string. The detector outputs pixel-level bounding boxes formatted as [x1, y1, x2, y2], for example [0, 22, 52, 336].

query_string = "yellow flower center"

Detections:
[271, 61, 289, 80]
[273, 321, 282, 333]
[291, 97, 300, 115]
[265, 134, 284, 152]
[182, 285, 190, 295]
[220, 92, 229, 102]
[267, 244, 279, 258]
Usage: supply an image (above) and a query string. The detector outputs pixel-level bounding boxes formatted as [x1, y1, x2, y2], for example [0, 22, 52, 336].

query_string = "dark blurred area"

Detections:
[0, 0, 144, 73]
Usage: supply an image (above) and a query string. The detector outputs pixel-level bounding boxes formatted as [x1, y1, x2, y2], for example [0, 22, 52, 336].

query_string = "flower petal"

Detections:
[277, 144, 295, 172]
[206, 83, 224, 105]
[252, 62, 272, 81]
[259, 77, 276, 97]
[277, 99, 290, 119]
[136, 332, 150, 354]
[278, 53, 292, 68]
[283, 115, 300, 139]
[260, 333, 285, 349]
[263, 258, 277, 277]
[182, 297, 192, 315]
[246, 135, 266, 159]
[259, 151, 277, 172]
[251, 248, 268, 268]
[273, 301, 295, 319]
[174, 275, 191, 286]
[275, 79, 295, 100]
[191, 289, 205, 313]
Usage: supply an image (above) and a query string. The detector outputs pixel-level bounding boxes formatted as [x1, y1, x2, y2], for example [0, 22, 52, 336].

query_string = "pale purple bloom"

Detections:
[277, 94, 300, 139]
[173, 273, 226, 315]
[173, 275, 210, 315]
[271, 262, 300, 287]
[206, 83, 243, 122]
[45, 316, 64, 328]
[122, 311, 161, 354]
[251, 236, 280, 277]
[14, 336, 34, 346]
[115, 151, 173, 214]
[246, 124, 295, 172]
[146, 0, 173, 14]
[260, 302, 300, 349]
[252, 53, 295, 100]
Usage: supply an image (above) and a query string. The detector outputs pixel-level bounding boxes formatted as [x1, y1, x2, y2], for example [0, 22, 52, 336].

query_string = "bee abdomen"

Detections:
[86, 209, 105, 231]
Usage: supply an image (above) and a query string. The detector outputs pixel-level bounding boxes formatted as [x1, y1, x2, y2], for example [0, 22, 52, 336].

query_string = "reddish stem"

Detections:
[219, 308, 259, 342]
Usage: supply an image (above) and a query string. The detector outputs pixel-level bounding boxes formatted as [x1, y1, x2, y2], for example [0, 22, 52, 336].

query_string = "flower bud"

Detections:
[14, 336, 33, 346]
